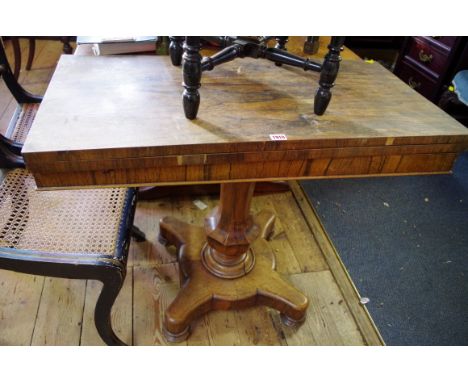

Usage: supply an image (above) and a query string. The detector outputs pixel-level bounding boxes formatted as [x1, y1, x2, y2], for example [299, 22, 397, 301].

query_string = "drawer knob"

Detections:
[418, 49, 433, 63]
[408, 76, 421, 89]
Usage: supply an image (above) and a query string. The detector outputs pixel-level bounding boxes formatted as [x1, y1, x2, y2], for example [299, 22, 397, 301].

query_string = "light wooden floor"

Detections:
[0, 39, 383, 345]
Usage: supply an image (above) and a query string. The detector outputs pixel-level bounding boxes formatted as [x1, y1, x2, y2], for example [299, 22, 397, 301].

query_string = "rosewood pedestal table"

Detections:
[22, 55, 468, 342]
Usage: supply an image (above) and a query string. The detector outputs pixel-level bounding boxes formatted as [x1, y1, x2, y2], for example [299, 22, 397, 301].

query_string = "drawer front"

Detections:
[395, 59, 438, 100]
[406, 37, 450, 76]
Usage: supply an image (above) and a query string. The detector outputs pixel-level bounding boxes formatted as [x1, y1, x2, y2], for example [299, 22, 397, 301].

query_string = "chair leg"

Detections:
[94, 271, 127, 346]
[131, 225, 146, 242]
[274, 36, 288, 66]
[314, 36, 346, 115]
[182, 37, 202, 120]
[438, 90, 459, 110]
[61, 37, 73, 54]
[26, 38, 35, 71]
[304, 36, 319, 55]
[169, 36, 184, 66]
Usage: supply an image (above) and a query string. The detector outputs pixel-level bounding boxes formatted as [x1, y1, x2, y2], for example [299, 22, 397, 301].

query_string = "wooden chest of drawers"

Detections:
[394, 36, 468, 103]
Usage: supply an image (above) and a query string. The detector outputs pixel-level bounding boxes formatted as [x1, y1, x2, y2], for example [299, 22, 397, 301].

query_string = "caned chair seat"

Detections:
[0, 170, 137, 346]
[0, 168, 134, 257]
[4, 103, 39, 144]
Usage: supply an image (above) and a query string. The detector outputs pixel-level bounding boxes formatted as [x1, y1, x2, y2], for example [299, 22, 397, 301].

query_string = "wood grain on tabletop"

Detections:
[22, 50, 468, 187]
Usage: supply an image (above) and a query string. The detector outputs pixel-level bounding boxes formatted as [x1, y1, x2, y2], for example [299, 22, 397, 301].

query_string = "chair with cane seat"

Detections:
[0, 168, 137, 345]
[0, 38, 141, 346]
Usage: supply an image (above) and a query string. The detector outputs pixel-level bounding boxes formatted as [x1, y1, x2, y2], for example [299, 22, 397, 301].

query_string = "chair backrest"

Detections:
[0, 39, 42, 104]
[0, 39, 42, 168]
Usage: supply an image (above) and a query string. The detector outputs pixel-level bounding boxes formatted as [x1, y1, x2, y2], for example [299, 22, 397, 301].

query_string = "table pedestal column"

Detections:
[159, 182, 308, 342]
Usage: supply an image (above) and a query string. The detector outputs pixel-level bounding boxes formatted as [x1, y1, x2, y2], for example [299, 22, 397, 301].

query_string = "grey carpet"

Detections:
[300, 152, 468, 345]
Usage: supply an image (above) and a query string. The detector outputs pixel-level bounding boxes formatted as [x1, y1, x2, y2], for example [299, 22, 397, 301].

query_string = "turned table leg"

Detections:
[182, 36, 202, 120]
[314, 36, 346, 115]
[159, 182, 309, 342]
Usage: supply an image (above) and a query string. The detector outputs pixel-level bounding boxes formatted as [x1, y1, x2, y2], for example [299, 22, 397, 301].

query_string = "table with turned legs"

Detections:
[22, 53, 468, 342]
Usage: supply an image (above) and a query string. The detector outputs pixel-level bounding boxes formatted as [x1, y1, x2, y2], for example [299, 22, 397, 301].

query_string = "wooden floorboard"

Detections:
[281, 271, 364, 345]
[0, 39, 384, 346]
[31, 278, 86, 345]
[0, 271, 43, 345]
[290, 181, 385, 345]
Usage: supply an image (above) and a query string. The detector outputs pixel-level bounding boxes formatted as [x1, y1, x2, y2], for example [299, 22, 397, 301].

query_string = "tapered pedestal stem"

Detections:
[203, 183, 258, 279]
[159, 182, 309, 342]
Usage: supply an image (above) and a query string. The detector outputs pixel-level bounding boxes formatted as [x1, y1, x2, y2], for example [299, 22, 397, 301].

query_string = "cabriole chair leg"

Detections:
[94, 271, 127, 346]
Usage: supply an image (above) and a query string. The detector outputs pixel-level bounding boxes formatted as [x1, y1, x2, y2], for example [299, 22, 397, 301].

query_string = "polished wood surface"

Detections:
[23, 54, 468, 188]
[75, 38, 292, 198]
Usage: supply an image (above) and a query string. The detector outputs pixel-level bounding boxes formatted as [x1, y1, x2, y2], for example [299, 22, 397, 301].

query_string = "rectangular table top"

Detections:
[23, 55, 468, 188]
